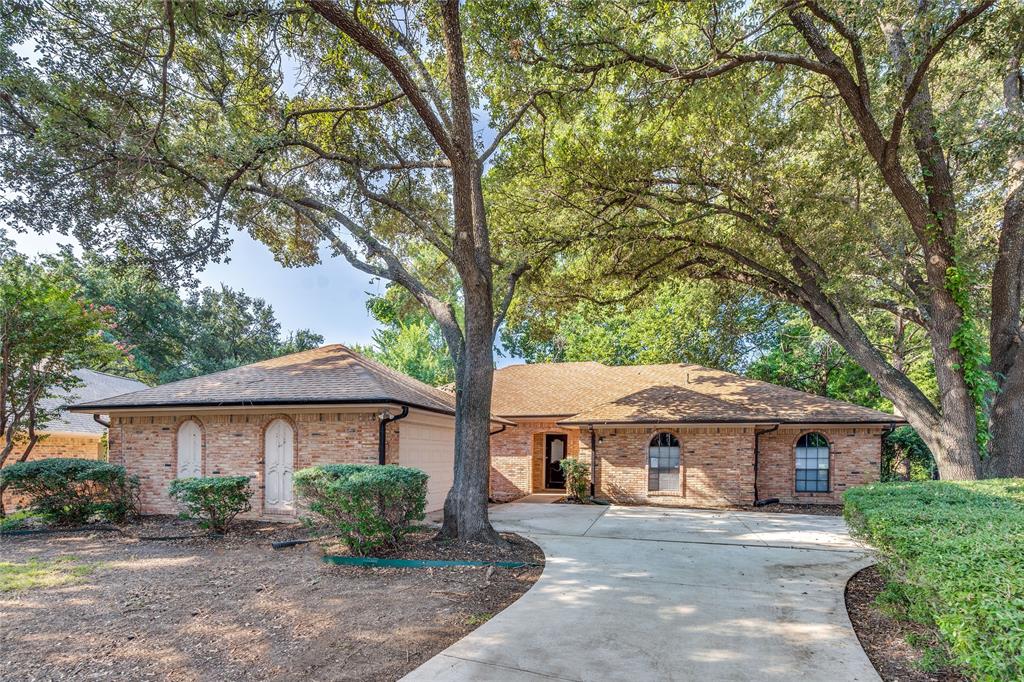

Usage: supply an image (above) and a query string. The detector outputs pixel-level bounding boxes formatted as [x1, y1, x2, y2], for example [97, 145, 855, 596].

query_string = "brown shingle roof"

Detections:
[490, 362, 631, 417]
[494, 362, 903, 425]
[71, 345, 457, 415]
[559, 384, 757, 424]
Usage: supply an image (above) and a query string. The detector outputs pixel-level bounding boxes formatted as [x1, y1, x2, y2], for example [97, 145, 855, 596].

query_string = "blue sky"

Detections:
[11, 226, 383, 347]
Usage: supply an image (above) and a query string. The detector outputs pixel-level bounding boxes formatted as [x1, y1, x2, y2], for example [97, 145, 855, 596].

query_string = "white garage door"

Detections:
[399, 419, 455, 513]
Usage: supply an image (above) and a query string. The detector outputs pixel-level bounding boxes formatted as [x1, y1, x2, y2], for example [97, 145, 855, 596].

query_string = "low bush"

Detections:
[0, 458, 140, 525]
[168, 476, 253, 533]
[293, 464, 427, 555]
[559, 458, 590, 502]
[844, 480, 1024, 681]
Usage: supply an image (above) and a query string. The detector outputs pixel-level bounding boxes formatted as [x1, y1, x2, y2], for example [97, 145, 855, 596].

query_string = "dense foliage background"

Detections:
[2, 246, 323, 385]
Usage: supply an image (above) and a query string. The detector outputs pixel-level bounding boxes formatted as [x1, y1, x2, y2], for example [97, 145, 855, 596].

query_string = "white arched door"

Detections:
[176, 421, 202, 478]
[264, 419, 295, 512]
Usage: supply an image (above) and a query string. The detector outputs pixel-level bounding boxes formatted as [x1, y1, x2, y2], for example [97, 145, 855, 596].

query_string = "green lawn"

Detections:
[844, 480, 1024, 681]
[0, 556, 101, 592]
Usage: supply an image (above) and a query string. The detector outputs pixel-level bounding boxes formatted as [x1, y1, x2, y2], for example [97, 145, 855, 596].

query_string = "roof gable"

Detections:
[72, 345, 456, 415]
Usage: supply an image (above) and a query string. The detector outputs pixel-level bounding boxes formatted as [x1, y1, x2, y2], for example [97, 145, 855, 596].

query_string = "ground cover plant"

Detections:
[168, 475, 253, 534]
[844, 480, 1024, 680]
[294, 464, 428, 555]
[0, 458, 139, 525]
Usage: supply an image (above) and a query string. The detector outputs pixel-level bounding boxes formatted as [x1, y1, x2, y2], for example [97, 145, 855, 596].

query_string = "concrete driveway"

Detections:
[404, 502, 878, 682]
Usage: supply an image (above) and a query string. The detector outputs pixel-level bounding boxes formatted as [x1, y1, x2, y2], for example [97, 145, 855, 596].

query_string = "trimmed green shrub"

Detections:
[559, 458, 590, 502]
[844, 480, 1024, 681]
[293, 464, 428, 555]
[168, 476, 253, 533]
[0, 458, 140, 525]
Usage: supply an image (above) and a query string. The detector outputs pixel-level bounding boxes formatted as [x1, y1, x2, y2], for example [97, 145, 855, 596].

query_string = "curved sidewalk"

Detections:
[404, 503, 878, 681]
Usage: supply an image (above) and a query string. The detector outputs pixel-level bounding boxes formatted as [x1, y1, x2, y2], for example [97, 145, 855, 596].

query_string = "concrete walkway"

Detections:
[404, 503, 878, 682]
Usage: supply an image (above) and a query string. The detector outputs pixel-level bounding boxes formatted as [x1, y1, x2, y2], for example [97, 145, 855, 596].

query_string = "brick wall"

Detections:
[109, 410, 396, 517]
[489, 421, 582, 501]
[758, 425, 882, 504]
[18, 432, 103, 461]
[592, 426, 757, 505]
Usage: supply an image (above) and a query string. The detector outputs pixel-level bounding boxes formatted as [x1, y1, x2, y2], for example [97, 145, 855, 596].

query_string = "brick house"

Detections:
[70, 346, 484, 517]
[72, 346, 901, 518]
[488, 362, 903, 506]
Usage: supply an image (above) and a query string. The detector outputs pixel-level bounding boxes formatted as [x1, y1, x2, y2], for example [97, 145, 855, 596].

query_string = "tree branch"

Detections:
[480, 90, 551, 163]
[493, 261, 530, 336]
[887, 0, 996, 150]
[305, 0, 456, 158]
[283, 92, 407, 123]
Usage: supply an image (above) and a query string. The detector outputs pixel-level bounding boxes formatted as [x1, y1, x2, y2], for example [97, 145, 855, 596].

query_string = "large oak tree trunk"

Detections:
[439, 287, 501, 543]
[435, 0, 504, 544]
[986, 42, 1024, 478]
[438, 162, 501, 542]
[988, 387, 1024, 478]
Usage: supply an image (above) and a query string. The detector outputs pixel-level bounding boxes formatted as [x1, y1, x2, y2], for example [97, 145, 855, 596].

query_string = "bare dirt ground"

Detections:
[846, 565, 965, 682]
[0, 517, 543, 681]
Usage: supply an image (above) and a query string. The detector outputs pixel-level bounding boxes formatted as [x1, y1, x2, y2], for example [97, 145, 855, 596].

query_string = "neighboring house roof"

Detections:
[42, 369, 149, 435]
[494, 362, 903, 425]
[71, 345, 460, 416]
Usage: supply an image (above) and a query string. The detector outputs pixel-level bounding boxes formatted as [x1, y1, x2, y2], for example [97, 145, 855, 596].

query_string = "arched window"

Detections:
[795, 433, 830, 492]
[648, 432, 680, 492]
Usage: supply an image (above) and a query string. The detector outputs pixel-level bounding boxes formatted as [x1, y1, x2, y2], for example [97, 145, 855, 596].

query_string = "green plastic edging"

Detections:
[323, 555, 538, 569]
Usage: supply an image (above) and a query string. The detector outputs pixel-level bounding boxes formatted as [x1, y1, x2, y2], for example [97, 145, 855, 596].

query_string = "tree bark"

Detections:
[435, 0, 503, 544]
[439, 283, 501, 543]
[985, 37, 1024, 478]
[804, 294, 980, 479]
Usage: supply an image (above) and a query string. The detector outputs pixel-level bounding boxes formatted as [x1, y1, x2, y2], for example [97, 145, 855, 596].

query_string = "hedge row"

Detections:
[844, 480, 1024, 681]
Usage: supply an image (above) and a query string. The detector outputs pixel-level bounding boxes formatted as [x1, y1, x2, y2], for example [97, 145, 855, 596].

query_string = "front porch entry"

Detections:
[543, 433, 567, 490]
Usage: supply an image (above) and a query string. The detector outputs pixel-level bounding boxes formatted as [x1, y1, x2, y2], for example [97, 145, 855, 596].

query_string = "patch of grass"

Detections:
[0, 556, 102, 592]
[845, 479, 1024, 681]
[465, 612, 493, 626]
[0, 510, 39, 532]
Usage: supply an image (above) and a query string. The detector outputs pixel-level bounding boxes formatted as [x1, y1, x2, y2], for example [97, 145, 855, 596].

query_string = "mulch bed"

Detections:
[845, 564, 966, 681]
[0, 516, 543, 681]
[322, 529, 543, 565]
[741, 502, 844, 516]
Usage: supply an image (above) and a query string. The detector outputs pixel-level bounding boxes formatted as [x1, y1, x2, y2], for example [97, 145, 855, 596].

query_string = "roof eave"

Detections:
[70, 397, 519, 426]
[70, 397, 456, 417]
[558, 417, 907, 427]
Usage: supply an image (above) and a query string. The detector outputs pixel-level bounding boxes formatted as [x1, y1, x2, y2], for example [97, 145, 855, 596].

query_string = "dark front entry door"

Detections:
[544, 434, 567, 489]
